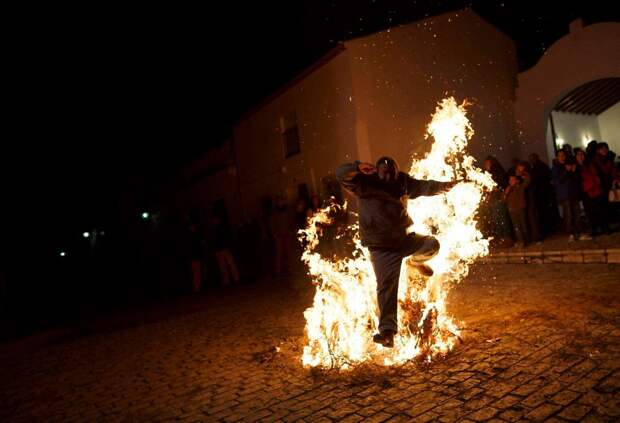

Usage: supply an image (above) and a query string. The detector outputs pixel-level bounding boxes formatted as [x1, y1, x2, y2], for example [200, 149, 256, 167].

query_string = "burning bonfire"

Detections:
[299, 97, 495, 368]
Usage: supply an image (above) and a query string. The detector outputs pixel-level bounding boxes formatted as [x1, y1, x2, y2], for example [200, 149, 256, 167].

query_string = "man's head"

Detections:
[509, 175, 520, 187]
[597, 142, 609, 156]
[575, 148, 585, 164]
[515, 162, 527, 176]
[562, 144, 573, 156]
[275, 195, 287, 208]
[376, 156, 399, 183]
[556, 150, 566, 164]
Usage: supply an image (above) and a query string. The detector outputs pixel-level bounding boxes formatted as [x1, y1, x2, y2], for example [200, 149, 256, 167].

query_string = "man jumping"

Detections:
[336, 157, 455, 348]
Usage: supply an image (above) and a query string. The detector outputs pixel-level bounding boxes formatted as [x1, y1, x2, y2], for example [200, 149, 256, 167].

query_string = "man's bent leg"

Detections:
[399, 233, 440, 262]
[369, 248, 403, 335]
[399, 233, 440, 276]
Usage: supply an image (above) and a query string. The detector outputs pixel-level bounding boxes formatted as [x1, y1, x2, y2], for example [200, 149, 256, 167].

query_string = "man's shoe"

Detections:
[372, 330, 395, 348]
[413, 263, 434, 277]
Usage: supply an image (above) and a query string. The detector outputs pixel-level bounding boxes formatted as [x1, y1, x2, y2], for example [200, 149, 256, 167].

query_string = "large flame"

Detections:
[299, 97, 495, 368]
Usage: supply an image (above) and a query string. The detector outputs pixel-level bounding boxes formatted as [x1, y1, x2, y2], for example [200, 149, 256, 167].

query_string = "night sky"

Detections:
[4, 0, 618, 260]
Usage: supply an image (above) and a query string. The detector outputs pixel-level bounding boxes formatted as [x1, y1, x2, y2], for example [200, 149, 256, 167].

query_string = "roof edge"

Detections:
[235, 43, 347, 125]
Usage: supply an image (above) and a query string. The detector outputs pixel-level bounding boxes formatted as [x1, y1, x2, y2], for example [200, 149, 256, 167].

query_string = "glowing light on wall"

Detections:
[582, 134, 592, 146]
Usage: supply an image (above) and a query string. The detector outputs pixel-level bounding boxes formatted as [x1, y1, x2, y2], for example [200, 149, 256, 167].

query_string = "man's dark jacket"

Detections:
[336, 161, 451, 248]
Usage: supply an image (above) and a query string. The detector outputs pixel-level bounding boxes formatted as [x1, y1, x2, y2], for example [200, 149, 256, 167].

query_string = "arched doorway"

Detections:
[515, 20, 620, 163]
[545, 78, 620, 160]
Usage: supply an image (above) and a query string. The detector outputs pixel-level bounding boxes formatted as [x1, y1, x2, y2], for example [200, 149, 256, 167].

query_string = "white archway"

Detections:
[514, 20, 620, 163]
[544, 78, 620, 161]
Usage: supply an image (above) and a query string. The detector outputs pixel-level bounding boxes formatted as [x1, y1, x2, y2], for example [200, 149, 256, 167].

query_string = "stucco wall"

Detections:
[598, 102, 620, 154]
[346, 9, 518, 171]
[232, 50, 357, 218]
[551, 111, 602, 150]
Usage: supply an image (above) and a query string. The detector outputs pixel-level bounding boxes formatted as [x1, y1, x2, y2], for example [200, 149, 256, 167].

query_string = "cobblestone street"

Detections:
[1, 264, 619, 422]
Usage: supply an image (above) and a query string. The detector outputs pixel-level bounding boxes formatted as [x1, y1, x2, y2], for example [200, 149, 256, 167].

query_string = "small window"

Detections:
[281, 111, 301, 158]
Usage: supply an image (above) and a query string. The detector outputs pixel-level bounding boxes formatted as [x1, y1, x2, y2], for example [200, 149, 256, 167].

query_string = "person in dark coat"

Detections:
[579, 150, 608, 237]
[594, 142, 619, 234]
[211, 215, 239, 286]
[552, 150, 590, 241]
[187, 222, 205, 292]
[336, 157, 455, 347]
[515, 162, 540, 243]
[528, 153, 554, 237]
[481, 156, 512, 246]
[504, 174, 530, 246]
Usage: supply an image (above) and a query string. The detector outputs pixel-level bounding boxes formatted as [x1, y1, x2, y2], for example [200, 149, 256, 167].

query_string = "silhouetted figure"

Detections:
[562, 143, 574, 161]
[552, 150, 590, 241]
[504, 174, 530, 247]
[578, 149, 608, 237]
[528, 153, 554, 238]
[507, 157, 521, 178]
[295, 199, 309, 231]
[211, 216, 239, 286]
[481, 156, 512, 246]
[187, 223, 205, 292]
[515, 162, 540, 243]
[594, 142, 618, 234]
[484, 156, 508, 189]
[270, 195, 294, 276]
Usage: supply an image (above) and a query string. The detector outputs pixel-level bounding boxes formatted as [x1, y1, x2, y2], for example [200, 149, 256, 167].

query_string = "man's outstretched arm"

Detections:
[406, 175, 455, 199]
[336, 161, 375, 196]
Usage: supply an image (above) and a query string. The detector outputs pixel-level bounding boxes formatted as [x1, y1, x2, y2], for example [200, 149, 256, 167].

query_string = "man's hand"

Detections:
[358, 162, 377, 175]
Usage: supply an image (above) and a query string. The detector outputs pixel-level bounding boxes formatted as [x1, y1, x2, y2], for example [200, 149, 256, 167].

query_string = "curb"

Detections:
[479, 248, 620, 265]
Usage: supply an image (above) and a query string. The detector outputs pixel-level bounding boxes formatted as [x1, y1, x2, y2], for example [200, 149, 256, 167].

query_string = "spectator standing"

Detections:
[211, 215, 240, 286]
[270, 195, 294, 276]
[579, 149, 609, 237]
[594, 142, 619, 234]
[552, 150, 590, 241]
[516, 162, 540, 243]
[481, 156, 513, 246]
[187, 222, 205, 292]
[504, 174, 530, 247]
[529, 153, 555, 237]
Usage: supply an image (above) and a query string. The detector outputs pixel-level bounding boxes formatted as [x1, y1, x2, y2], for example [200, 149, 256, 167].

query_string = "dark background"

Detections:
[1, 1, 618, 336]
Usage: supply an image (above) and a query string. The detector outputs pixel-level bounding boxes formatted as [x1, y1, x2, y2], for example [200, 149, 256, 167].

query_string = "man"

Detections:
[504, 174, 530, 247]
[187, 222, 205, 293]
[211, 215, 240, 286]
[593, 142, 619, 235]
[270, 195, 295, 276]
[336, 157, 455, 348]
[515, 162, 540, 243]
[552, 150, 589, 241]
[528, 153, 553, 237]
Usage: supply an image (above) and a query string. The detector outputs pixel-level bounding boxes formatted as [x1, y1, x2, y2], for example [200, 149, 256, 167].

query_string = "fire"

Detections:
[299, 97, 495, 368]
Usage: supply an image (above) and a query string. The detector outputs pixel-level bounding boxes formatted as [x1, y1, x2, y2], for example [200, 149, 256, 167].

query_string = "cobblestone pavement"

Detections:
[1, 264, 619, 422]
